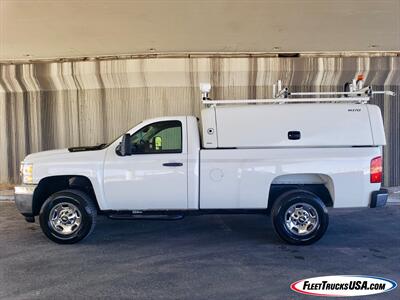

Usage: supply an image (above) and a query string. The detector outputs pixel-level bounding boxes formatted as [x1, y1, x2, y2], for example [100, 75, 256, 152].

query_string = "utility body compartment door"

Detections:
[103, 117, 188, 210]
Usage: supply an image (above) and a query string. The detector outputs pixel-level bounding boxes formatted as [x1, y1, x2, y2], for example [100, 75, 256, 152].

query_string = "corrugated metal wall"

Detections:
[0, 56, 399, 185]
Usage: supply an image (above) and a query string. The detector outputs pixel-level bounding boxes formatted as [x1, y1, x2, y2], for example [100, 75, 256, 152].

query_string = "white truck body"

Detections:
[201, 104, 385, 148]
[17, 103, 384, 211]
[14, 81, 391, 244]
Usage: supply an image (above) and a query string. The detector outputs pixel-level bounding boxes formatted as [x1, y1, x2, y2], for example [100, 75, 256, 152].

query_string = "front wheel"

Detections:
[39, 189, 97, 244]
[271, 189, 329, 245]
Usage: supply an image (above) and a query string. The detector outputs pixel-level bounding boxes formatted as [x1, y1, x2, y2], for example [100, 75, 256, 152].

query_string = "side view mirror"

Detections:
[116, 133, 132, 156]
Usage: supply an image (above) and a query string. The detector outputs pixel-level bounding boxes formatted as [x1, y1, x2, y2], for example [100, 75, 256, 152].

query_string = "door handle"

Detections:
[162, 162, 183, 167]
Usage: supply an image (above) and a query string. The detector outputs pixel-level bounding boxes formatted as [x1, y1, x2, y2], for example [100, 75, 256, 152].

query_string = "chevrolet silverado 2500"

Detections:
[14, 80, 392, 244]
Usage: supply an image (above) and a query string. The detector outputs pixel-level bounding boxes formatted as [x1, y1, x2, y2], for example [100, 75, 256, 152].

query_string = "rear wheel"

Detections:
[271, 189, 329, 245]
[39, 189, 97, 244]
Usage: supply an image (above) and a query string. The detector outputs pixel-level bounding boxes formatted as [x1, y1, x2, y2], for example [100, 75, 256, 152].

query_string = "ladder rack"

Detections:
[203, 97, 371, 105]
[200, 79, 395, 106]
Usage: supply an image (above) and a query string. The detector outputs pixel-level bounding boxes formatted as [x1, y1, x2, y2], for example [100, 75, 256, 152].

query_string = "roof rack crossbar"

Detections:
[289, 91, 395, 97]
[200, 78, 395, 106]
[203, 97, 370, 105]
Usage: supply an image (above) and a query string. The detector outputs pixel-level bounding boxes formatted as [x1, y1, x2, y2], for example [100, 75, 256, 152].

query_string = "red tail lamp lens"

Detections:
[370, 156, 382, 183]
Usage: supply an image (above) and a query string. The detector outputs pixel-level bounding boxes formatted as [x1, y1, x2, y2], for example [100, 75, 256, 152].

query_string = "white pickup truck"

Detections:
[15, 81, 391, 245]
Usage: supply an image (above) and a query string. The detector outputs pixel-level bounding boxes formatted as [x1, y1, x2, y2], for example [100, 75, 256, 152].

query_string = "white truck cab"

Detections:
[14, 79, 393, 245]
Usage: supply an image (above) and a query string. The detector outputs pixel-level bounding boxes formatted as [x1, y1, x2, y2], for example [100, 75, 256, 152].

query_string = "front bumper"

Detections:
[370, 188, 388, 208]
[14, 184, 37, 216]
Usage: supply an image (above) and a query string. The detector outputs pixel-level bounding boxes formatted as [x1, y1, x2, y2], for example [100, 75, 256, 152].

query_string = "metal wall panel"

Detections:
[0, 57, 399, 185]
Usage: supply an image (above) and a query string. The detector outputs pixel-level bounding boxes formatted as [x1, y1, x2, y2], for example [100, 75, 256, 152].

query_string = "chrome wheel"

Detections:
[284, 203, 319, 236]
[49, 202, 82, 235]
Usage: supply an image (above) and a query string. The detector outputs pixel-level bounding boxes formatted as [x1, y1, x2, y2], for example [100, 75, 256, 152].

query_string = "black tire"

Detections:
[39, 189, 97, 244]
[271, 189, 329, 245]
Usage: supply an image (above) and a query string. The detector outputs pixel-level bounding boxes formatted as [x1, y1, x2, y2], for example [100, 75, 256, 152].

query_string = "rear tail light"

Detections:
[370, 156, 382, 183]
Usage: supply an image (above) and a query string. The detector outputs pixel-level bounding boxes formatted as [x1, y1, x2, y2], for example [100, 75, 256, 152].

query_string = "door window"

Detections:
[130, 121, 182, 154]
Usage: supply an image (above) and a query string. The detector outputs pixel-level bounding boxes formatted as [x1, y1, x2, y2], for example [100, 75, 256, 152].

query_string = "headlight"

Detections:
[20, 163, 33, 184]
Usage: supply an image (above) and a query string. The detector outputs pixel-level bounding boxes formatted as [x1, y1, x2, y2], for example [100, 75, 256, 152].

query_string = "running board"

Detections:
[107, 214, 184, 221]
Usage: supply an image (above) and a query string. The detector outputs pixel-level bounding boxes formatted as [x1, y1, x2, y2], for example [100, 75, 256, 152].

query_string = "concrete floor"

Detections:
[0, 202, 399, 300]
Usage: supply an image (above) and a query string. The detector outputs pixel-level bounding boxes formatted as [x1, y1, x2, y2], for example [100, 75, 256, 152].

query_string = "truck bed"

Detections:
[199, 146, 382, 209]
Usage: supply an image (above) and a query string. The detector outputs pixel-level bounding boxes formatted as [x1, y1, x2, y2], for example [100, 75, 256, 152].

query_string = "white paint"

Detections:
[199, 147, 381, 209]
[186, 117, 201, 209]
[201, 104, 385, 148]
[200, 108, 218, 148]
[25, 148, 108, 209]
[367, 104, 387, 145]
[103, 116, 188, 210]
[21, 102, 385, 211]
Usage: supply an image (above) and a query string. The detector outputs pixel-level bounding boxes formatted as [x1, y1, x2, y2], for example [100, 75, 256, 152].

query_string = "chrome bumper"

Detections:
[14, 185, 37, 216]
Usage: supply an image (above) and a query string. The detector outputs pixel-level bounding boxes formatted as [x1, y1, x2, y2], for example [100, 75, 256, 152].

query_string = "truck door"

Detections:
[103, 118, 188, 210]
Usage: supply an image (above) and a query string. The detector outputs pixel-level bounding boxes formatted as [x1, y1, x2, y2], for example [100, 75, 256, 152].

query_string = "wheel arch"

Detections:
[268, 173, 334, 210]
[32, 175, 100, 216]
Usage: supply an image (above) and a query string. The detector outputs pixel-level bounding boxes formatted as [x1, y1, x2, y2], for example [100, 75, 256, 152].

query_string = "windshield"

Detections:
[104, 121, 143, 148]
